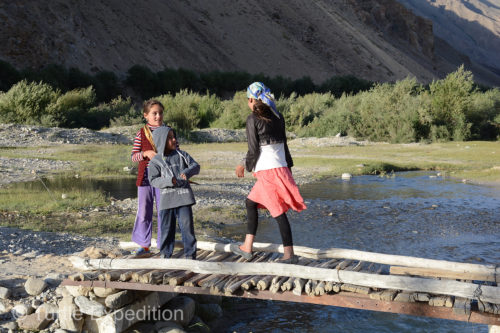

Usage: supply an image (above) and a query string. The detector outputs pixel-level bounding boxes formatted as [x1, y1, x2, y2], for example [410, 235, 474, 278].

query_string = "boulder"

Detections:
[156, 321, 186, 333]
[11, 303, 34, 318]
[0, 286, 11, 299]
[17, 312, 53, 330]
[75, 295, 107, 317]
[36, 302, 59, 320]
[24, 277, 48, 296]
[162, 296, 195, 327]
[58, 296, 84, 332]
[65, 285, 92, 297]
[105, 290, 136, 309]
[196, 303, 223, 322]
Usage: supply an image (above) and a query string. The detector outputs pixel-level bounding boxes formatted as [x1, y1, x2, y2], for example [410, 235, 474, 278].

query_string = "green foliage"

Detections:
[210, 91, 248, 129]
[319, 75, 373, 97]
[46, 87, 96, 127]
[428, 65, 474, 141]
[155, 90, 221, 135]
[0, 80, 60, 124]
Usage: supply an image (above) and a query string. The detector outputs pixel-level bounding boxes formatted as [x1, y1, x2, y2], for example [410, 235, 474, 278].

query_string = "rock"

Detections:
[188, 315, 210, 333]
[75, 295, 107, 317]
[190, 294, 222, 305]
[17, 312, 53, 330]
[0, 321, 18, 331]
[58, 296, 84, 332]
[93, 287, 118, 298]
[341, 173, 352, 180]
[125, 321, 158, 332]
[24, 277, 48, 296]
[36, 302, 59, 320]
[54, 329, 70, 333]
[196, 303, 223, 322]
[65, 285, 92, 297]
[11, 303, 34, 318]
[0, 286, 11, 299]
[44, 273, 65, 287]
[105, 290, 135, 309]
[31, 298, 43, 309]
[79, 246, 108, 259]
[155, 321, 186, 333]
[0, 300, 10, 314]
[162, 296, 195, 327]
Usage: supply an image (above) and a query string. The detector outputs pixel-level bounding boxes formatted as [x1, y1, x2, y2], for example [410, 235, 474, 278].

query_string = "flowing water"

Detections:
[215, 172, 500, 332]
[10, 172, 500, 332]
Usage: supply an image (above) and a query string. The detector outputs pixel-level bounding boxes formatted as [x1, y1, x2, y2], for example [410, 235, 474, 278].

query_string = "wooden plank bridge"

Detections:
[64, 241, 500, 328]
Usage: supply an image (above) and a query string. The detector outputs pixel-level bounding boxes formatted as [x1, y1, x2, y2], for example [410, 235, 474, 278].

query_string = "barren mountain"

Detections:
[1, 0, 499, 86]
[397, 0, 500, 75]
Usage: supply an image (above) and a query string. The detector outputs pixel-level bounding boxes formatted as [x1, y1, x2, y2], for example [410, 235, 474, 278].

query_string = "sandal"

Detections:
[230, 244, 253, 260]
[131, 247, 151, 258]
[277, 255, 298, 264]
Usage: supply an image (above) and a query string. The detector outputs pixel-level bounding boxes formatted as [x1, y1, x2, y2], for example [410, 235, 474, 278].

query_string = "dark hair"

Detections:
[252, 99, 272, 122]
[143, 99, 164, 114]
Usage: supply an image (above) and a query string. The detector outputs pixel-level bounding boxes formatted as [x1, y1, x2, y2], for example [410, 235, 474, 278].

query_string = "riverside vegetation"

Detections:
[0, 64, 499, 238]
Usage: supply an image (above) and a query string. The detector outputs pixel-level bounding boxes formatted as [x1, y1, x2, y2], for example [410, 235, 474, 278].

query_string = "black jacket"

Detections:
[245, 112, 293, 172]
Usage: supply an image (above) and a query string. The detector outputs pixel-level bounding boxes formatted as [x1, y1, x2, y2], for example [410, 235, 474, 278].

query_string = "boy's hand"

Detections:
[143, 150, 156, 160]
[235, 165, 245, 178]
[172, 177, 177, 186]
[180, 173, 187, 180]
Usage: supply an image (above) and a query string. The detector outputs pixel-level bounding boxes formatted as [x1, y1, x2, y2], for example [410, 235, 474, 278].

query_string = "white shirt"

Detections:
[254, 143, 288, 172]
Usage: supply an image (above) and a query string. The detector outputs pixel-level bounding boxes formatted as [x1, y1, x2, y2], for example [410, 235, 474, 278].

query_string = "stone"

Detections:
[36, 302, 59, 320]
[17, 312, 53, 330]
[105, 290, 136, 309]
[31, 298, 43, 309]
[75, 295, 107, 317]
[54, 329, 70, 333]
[11, 303, 34, 318]
[196, 303, 223, 322]
[0, 321, 18, 331]
[341, 173, 352, 180]
[156, 321, 186, 333]
[190, 294, 222, 305]
[125, 321, 158, 332]
[58, 296, 84, 332]
[162, 296, 196, 327]
[25, 277, 48, 296]
[65, 285, 92, 297]
[93, 287, 118, 298]
[0, 286, 11, 299]
[0, 300, 10, 314]
[44, 273, 65, 287]
[188, 315, 210, 333]
[95, 292, 176, 333]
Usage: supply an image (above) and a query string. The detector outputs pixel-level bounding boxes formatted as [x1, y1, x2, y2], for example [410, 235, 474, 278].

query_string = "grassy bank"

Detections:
[1, 140, 499, 237]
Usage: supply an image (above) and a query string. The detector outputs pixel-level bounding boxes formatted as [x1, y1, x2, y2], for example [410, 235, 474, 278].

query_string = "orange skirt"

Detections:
[247, 167, 307, 218]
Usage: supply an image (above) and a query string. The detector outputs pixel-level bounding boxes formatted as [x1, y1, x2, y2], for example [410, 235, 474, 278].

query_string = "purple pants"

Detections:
[131, 185, 161, 247]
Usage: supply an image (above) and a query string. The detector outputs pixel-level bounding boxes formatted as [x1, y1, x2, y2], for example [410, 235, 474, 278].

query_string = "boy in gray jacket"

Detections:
[148, 126, 200, 259]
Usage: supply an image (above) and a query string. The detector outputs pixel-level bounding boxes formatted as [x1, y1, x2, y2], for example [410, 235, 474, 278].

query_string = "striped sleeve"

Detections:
[131, 129, 144, 162]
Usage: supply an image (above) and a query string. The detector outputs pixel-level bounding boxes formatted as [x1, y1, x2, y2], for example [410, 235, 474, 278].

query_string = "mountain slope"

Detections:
[1, 0, 499, 86]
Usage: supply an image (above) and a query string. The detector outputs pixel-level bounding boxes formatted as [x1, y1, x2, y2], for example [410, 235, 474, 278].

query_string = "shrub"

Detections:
[92, 71, 121, 102]
[210, 91, 248, 129]
[46, 86, 96, 128]
[467, 88, 500, 140]
[429, 65, 474, 141]
[0, 80, 60, 124]
[126, 65, 160, 99]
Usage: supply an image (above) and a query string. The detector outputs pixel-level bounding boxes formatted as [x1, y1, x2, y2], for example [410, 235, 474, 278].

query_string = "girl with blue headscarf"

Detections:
[231, 82, 307, 264]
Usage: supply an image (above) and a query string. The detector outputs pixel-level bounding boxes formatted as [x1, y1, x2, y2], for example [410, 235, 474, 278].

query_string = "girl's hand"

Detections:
[235, 165, 245, 178]
[143, 150, 156, 160]
[172, 177, 177, 186]
[180, 173, 187, 180]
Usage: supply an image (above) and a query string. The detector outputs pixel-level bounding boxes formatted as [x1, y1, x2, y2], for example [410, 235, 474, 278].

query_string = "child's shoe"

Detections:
[131, 247, 151, 258]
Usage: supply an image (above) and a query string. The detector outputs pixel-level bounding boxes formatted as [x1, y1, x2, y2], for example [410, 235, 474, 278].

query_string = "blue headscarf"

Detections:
[246, 82, 280, 119]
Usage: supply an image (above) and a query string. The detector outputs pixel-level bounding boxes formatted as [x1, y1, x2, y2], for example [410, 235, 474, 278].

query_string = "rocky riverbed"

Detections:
[0, 124, 370, 332]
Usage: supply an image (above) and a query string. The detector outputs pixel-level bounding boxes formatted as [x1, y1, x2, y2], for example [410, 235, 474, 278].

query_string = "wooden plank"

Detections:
[390, 266, 494, 282]
[70, 257, 500, 304]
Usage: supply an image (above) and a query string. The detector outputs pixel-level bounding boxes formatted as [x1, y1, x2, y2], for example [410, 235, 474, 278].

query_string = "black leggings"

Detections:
[246, 198, 293, 247]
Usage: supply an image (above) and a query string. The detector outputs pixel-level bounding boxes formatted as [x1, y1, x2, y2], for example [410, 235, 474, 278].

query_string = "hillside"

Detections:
[1, 0, 499, 86]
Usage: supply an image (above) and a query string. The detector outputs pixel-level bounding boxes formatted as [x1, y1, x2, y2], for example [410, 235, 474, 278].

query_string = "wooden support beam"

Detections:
[61, 280, 500, 326]
[69, 257, 500, 304]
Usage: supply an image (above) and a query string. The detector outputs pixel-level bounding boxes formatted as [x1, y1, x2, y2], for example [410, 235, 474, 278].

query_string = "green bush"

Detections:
[428, 65, 474, 141]
[0, 80, 60, 124]
[210, 91, 248, 129]
[155, 90, 221, 135]
[109, 97, 142, 127]
[46, 87, 96, 128]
